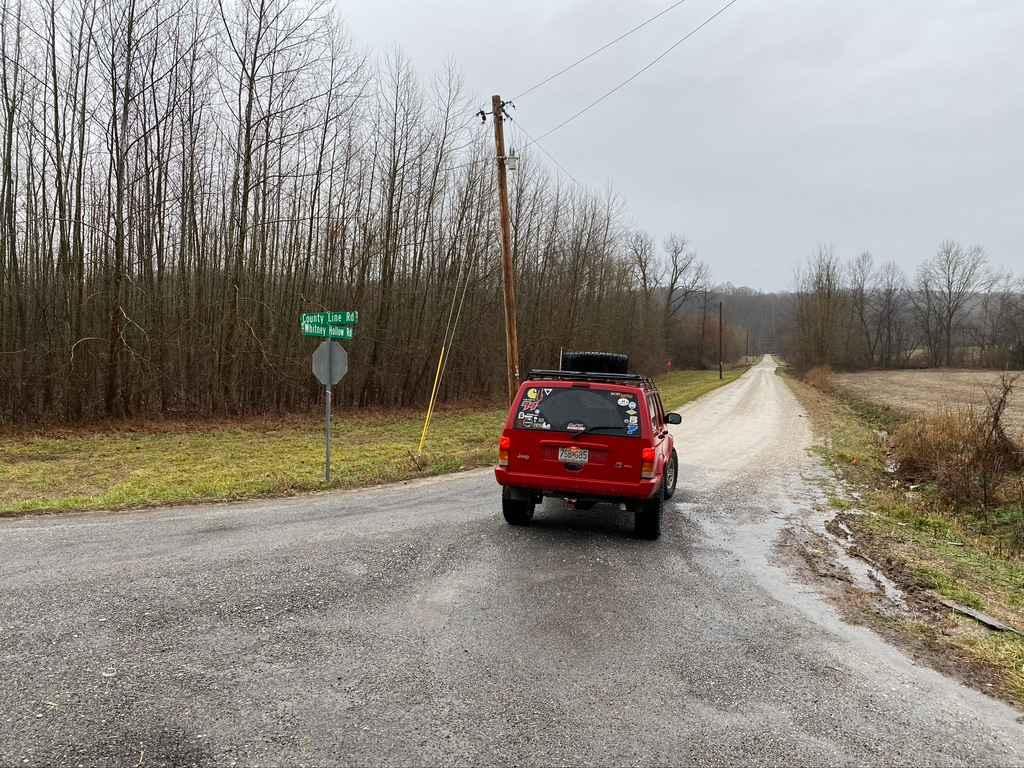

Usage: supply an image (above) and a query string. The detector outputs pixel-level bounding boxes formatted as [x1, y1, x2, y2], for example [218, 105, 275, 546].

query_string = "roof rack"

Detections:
[526, 369, 659, 390]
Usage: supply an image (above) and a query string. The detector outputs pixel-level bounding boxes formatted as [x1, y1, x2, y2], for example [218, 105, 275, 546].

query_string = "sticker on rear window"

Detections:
[616, 397, 629, 406]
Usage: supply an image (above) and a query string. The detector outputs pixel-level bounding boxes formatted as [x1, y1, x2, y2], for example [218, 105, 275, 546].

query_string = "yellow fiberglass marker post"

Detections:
[417, 339, 449, 455]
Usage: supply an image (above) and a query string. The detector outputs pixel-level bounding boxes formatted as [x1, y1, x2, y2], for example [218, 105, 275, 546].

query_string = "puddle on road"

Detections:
[691, 458, 908, 632]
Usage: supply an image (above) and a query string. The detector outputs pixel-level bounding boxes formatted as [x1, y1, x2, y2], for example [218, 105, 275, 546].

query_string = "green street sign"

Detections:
[301, 311, 358, 326]
[302, 323, 354, 340]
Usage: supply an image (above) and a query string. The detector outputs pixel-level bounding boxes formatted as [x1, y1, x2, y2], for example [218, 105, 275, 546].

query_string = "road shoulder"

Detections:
[781, 371, 1024, 711]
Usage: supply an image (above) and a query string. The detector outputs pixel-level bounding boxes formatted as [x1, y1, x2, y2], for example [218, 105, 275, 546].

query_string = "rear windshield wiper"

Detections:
[571, 424, 625, 438]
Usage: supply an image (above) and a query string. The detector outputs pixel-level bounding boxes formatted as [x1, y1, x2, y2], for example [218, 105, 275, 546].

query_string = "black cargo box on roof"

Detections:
[560, 351, 630, 375]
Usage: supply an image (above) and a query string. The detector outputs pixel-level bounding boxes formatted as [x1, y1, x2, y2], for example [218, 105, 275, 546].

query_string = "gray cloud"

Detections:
[342, 0, 1023, 289]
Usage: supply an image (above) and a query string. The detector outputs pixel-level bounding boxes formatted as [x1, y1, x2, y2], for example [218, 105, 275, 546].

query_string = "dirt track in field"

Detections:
[833, 369, 1024, 435]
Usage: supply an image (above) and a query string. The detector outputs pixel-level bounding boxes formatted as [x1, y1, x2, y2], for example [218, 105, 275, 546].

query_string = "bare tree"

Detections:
[1013, 278, 1024, 370]
[875, 260, 908, 368]
[847, 251, 876, 366]
[919, 240, 990, 366]
[661, 233, 707, 354]
[626, 229, 657, 348]
[793, 245, 842, 367]
[0, 0, 745, 424]
[970, 272, 1023, 368]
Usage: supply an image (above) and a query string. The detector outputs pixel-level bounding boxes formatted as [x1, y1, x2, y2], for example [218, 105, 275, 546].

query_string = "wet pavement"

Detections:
[2, 357, 1022, 766]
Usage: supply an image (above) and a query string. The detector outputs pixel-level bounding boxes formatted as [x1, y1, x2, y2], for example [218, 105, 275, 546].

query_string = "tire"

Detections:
[502, 488, 535, 526]
[560, 351, 630, 375]
[635, 493, 663, 540]
[663, 450, 679, 500]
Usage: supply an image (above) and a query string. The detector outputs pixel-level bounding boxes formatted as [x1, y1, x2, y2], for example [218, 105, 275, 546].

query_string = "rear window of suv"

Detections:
[514, 386, 641, 437]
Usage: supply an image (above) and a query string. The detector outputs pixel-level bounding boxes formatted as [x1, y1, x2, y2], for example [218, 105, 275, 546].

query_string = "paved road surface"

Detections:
[2, 357, 1022, 766]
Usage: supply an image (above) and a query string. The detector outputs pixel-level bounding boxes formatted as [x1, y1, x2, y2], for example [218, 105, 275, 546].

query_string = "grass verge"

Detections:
[783, 373, 1024, 706]
[0, 368, 745, 516]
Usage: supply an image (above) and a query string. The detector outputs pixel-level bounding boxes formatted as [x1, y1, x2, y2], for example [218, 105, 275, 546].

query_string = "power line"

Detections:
[507, 114, 580, 188]
[445, 157, 489, 173]
[470, 101, 581, 187]
[511, 0, 693, 102]
[524, 0, 742, 148]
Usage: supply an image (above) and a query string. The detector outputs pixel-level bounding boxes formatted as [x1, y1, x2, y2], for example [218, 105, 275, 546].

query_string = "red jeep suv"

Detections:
[494, 353, 681, 539]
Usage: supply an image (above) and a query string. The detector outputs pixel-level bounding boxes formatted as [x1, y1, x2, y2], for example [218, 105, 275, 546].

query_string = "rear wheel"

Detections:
[663, 450, 679, 500]
[635, 493, 663, 540]
[502, 488, 535, 526]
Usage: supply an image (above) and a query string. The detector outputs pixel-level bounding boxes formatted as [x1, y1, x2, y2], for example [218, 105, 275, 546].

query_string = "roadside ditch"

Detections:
[779, 369, 1024, 711]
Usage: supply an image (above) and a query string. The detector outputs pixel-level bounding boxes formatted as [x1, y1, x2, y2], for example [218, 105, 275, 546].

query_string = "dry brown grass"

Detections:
[803, 365, 834, 392]
[833, 369, 1024, 436]
[893, 408, 1021, 508]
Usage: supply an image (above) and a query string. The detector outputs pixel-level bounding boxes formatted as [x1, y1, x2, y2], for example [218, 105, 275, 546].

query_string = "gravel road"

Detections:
[2, 357, 1022, 766]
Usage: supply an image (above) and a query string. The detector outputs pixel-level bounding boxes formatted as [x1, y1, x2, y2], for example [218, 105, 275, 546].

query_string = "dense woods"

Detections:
[0, 0, 731, 424]
[7, 0, 1009, 426]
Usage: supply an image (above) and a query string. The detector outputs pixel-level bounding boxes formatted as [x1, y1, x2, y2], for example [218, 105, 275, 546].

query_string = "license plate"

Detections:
[558, 446, 589, 465]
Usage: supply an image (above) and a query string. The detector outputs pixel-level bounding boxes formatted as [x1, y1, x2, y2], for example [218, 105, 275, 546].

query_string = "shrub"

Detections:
[892, 375, 1022, 506]
[804, 366, 833, 392]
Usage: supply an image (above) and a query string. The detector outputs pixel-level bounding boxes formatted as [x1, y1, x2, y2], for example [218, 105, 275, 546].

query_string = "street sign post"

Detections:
[304, 310, 357, 483]
[312, 340, 348, 483]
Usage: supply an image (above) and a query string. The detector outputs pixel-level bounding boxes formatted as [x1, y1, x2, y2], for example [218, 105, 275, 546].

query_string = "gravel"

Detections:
[1, 357, 1022, 766]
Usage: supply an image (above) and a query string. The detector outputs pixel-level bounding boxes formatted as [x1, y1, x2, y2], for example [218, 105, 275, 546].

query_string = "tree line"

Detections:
[732, 243, 1023, 371]
[0, 0, 732, 424]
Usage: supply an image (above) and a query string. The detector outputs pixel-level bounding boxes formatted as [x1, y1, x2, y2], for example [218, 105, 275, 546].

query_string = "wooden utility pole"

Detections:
[718, 301, 724, 380]
[491, 94, 520, 403]
[699, 288, 708, 366]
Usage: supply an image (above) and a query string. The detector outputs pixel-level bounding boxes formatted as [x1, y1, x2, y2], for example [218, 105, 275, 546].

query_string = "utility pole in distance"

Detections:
[718, 301, 724, 380]
[491, 94, 520, 404]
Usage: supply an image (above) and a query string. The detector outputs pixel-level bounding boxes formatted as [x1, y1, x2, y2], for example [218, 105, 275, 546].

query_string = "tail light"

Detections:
[499, 435, 511, 467]
[641, 447, 656, 479]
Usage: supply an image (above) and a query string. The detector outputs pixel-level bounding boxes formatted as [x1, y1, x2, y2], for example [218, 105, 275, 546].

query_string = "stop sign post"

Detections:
[302, 310, 357, 482]
[309, 332, 352, 483]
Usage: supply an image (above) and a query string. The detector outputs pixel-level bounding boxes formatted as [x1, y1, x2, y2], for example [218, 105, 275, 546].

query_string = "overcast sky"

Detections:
[340, 0, 1023, 291]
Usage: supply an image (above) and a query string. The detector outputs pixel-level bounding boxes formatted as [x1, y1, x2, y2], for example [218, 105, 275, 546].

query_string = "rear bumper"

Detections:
[494, 467, 660, 500]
